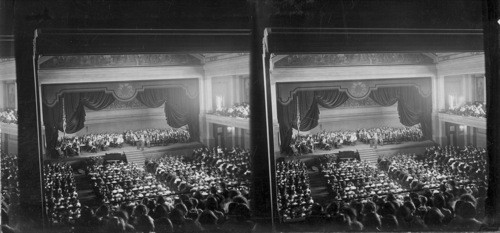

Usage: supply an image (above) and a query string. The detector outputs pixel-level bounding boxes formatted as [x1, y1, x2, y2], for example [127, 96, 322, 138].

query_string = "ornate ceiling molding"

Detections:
[437, 52, 484, 62]
[275, 53, 434, 67]
[42, 79, 198, 107]
[277, 77, 431, 105]
[39, 54, 201, 69]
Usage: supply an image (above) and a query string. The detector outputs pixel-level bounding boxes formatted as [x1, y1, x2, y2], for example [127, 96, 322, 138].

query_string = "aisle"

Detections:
[74, 171, 98, 207]
[307, 168, 330, 205]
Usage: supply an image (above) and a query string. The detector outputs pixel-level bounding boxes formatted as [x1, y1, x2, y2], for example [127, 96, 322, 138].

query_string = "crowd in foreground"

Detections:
[1, 153, 20, 228]
[276, 144, 491, 231]
[296, 188, 489, 231]
[88, 162, 170, 206]
[72, 188, 254, 233]
[322, 159, 404, 201]
[54, 128, 191, 158]
[276, 160, 314, 220]
[37, 146, 254, 232]
[146, 147, 251, 194]
[43, 162, 82, 225]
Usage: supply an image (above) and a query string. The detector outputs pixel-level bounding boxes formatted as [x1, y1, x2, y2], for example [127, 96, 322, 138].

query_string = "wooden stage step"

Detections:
[357, 147, 379, 164]
[125, 150, 146, 166]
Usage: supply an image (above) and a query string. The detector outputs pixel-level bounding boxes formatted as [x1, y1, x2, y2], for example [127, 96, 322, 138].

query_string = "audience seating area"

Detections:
[322, 159, 404, 201]
[1, 153, 19, 226]
[276, 160, 314, 221]
[39, 146, 254, 232]
[43, 163, 81, 226]
[147, 147, 251, 194]
[88, 162, 170, 206]
[275, 145, 490, 231]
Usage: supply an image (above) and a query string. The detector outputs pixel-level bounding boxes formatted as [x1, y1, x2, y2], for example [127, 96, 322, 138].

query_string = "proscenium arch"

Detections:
[277, 77, 432, 105]
[42, 79, 199, 107]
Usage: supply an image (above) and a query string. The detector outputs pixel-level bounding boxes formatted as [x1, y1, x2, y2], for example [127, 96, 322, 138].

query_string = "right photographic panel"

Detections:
[264, 29, 490, 232]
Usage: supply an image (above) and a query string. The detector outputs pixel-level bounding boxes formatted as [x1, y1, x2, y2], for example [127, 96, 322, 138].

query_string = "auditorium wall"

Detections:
[73, 106, 170, 135]
[476, 128, 487, 148]
[309, 104, 403, 133]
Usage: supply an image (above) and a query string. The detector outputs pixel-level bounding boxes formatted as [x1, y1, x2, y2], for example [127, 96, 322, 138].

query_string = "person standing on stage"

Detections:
[373, 132, 378, 149]
[134, 133, 139, 149]
[139, 132, 146, 151]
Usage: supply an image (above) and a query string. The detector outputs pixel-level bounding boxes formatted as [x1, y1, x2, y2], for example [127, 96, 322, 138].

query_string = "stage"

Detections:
[45, 141, 204, 164]
[280, 140, 436, 165]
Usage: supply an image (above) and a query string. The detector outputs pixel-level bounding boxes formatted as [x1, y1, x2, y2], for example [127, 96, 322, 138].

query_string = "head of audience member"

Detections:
[380, 214, 399, 231]
[363, 212, 381, 231]
[424, 207, 444, 229]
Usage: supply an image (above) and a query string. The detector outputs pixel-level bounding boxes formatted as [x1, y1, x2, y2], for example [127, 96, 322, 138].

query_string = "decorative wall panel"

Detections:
[336, 97, 380, 108]
[87, 98, 148, 111]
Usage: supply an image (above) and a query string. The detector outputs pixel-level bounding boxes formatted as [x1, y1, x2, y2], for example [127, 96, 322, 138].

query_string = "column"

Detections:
[15, 5, 44, 228]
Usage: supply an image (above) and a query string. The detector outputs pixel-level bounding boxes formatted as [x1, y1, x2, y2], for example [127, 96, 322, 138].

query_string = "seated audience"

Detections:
[43, 162, 81, 226]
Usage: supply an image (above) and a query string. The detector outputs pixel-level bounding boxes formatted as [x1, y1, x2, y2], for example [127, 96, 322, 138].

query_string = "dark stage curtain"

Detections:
[42, 100, 63, 157]
[42, 92, 115, 157]
[277, 89, 349, 152]
[369, 86, 432, 139]
[136, 88, 169, 108]
[165, 88, 200, 141]
[64, 92, 116, 134]
[137, 88, 200, 141]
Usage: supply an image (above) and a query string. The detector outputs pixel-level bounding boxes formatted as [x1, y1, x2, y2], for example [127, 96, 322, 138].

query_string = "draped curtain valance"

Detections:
[277, 86, 432, 153]
[42, 86, 199, 158]
[277, 89, 350, 153]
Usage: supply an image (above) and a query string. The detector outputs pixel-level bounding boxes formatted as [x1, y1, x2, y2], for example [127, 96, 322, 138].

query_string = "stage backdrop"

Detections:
[42, 79, 199, 157]
[277, 78, 432, 152]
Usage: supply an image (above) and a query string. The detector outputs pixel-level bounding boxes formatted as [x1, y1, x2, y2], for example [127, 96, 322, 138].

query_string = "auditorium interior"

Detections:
[2, 0, 500, 232]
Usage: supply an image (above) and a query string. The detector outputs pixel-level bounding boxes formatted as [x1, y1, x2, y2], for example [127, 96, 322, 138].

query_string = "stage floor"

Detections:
[46, 141, 204, 162]
[280, 140, 436, 160]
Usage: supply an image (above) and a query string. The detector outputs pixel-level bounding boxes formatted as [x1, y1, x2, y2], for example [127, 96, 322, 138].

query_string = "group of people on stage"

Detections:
[293, 125, 423, 154]
[54, 128, 191, 157]
[357, 125, 423, 146]
[290, 135, 316, 156]
[56, 133, 125, 157]
[124, 128, 190, 151]
[43, 162, 82, 226]
[276, 159, 314, 221]
[146, 147, 251, 195]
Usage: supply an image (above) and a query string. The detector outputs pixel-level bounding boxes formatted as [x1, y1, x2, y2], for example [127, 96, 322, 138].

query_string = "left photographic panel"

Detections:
[0, 40, 19, 230]
[25, 28, 253, 233]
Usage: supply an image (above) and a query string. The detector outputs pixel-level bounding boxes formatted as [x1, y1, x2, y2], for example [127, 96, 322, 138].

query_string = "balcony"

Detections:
[0, 122, 17, 136]
[437, 112, 486, 129]
[205, 114, 250, 130]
